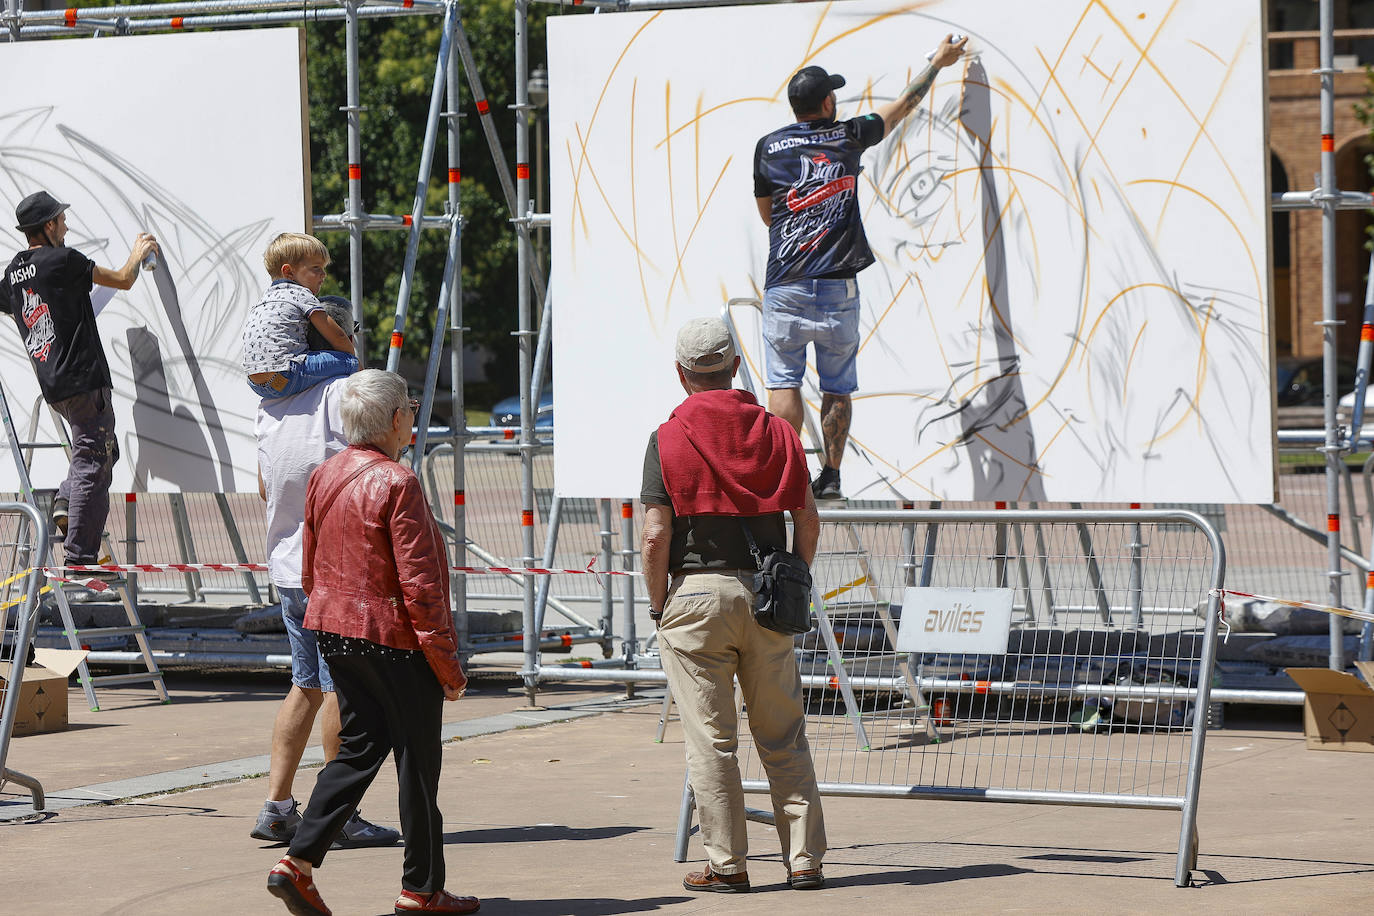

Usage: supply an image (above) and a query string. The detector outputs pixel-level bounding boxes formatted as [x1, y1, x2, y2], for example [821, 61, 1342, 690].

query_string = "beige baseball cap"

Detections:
[675, 317, 736, 372]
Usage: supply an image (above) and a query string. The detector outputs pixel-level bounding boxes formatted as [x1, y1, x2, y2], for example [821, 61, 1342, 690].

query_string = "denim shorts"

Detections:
[762, 278, 861, 394]
[280, 586, 333, 692]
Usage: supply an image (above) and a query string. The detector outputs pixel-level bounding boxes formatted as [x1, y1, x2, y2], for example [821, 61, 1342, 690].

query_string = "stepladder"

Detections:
[0, 380, 167, 710]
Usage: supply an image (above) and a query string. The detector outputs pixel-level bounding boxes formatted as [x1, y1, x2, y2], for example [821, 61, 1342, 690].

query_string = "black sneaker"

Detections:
[331, 809, 400, 849]
[66, 556, 125, 586]
[811, 466, 843, 500]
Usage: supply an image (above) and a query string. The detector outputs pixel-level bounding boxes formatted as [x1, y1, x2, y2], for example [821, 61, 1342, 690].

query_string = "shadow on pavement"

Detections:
[471, 896, 693, 914]
[821, 840, 1374, 886]
[824, 863, 1033, 887]
[445, 824, 651, 844]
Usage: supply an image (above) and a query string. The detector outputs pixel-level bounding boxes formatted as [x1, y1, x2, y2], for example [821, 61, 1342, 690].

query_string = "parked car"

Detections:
[489, 390, 553, 430]
[1276, 356, 1357, 407]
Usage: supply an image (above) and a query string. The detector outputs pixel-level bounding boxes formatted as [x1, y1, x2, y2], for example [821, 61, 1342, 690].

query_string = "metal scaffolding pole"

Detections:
[16, 0, 444, 21]
[343, 0, 367, 364]
[10, 4, 437, 37]
[385, 0, 458, 372]
[1318, 0, 1347, 671]
[444, 9, 469, 659]
[515, 0, 540, 703]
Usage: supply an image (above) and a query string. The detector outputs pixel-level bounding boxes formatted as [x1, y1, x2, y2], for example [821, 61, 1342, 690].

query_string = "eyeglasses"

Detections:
[408, 398, 420, 413]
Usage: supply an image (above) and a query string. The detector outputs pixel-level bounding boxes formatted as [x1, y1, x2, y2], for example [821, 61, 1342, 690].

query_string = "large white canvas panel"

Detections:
[0, 28, 309, 493]
[549, 0, 1273, 503]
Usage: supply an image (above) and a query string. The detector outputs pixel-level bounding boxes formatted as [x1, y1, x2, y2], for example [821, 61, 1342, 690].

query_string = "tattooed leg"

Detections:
[820, 393, 852, 469]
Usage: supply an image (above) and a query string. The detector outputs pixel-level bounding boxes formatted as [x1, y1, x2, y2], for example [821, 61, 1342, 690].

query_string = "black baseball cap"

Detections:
[14, 190, 70, 231]
[788, 65, 846, 113]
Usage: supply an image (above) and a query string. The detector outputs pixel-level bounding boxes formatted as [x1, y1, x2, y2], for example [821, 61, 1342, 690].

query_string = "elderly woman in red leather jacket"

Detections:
[265, 368, 477, 916]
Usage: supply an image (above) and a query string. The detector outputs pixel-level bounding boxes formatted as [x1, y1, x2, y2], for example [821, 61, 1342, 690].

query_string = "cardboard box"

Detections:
[1285, 661, 1374, 753]
[0, 648, 87, 737]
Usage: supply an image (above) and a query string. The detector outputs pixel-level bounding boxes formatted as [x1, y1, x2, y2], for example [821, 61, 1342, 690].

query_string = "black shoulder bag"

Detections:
[738, 518, 814, 635]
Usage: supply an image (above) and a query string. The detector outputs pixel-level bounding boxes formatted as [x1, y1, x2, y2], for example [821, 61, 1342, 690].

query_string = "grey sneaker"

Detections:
[250, 800, 301, 845]
[331, 809, 400, 849]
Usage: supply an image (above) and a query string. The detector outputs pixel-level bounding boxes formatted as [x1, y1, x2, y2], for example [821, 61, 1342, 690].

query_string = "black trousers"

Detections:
[288, 651, 447, 894]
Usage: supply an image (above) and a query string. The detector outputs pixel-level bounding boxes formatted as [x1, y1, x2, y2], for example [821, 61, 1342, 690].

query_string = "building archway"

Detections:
[1336, 135, 1374, 356]
[1273, 150, 1292, 354]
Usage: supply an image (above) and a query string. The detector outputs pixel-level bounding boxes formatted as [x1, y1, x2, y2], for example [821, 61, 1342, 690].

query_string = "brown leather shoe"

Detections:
[394, 889, 481, 914]
[683, 865, 750, 893]
[789, 867, 826, 890]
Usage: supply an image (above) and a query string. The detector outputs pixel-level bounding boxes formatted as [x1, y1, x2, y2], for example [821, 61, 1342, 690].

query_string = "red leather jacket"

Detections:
[302, 444, 465, 693]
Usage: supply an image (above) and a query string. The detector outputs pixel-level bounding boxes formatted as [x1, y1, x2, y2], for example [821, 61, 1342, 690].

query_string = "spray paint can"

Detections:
[142, 251, 158, 272]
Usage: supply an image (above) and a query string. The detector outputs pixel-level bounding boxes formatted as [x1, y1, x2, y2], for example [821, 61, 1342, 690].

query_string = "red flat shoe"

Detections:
[267, 857, 331, 916]
[395, 889, 481, 914]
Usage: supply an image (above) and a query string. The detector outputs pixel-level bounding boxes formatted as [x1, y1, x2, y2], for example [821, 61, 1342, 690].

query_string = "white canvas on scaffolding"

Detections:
[548, 0, 1274, 503]
[0, 28, 310, 493]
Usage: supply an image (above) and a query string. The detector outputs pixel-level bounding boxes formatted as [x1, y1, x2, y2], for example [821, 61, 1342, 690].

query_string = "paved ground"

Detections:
[1, 665, 1371, 915]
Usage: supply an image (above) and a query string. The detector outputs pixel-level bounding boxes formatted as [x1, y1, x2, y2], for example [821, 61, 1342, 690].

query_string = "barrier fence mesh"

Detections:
[1, 507, 42, 765]
[738, 515, 1219, 804]
[422, 444, 618, 616]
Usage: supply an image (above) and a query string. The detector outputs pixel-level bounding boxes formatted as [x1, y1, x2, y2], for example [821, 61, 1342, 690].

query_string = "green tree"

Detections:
[306, 1, 548, 416]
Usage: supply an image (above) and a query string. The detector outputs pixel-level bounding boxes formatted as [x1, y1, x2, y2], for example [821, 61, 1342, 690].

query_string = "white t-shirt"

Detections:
[256, 378, 348, 587]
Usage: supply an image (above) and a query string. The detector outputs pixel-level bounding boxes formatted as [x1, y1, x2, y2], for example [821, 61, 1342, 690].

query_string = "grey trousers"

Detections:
[657, 571, 827, 876]
[50, 387, 119, 564]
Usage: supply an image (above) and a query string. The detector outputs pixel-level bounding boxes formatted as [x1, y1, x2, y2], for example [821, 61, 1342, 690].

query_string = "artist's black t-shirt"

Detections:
[1, 246, 109, 404]
[753, 113, 885, 288]
[640, 431, 788, 572]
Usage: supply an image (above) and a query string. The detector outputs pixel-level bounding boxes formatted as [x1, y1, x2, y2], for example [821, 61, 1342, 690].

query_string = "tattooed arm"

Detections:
[876, 34, 968, 138]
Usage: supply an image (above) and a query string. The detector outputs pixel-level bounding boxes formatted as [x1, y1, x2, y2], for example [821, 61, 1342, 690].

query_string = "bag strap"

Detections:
[313, 455, 388, 528]
[737, 517, 765, 570]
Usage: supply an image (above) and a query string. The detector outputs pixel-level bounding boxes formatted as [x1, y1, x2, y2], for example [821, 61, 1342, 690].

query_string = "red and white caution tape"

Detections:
[1210, 587, 1374, 624]
[42, 560, 641, 581]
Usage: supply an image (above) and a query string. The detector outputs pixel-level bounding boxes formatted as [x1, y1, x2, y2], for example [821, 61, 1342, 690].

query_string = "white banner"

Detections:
[549, 0, 1272, 502]
[0, 29, 310, 493]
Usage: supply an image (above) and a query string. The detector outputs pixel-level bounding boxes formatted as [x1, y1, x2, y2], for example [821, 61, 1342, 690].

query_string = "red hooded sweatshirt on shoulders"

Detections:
[656, 388, 808, 516]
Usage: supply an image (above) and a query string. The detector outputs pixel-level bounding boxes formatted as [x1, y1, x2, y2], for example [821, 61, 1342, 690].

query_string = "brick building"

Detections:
[1270, 1, 1374, 357]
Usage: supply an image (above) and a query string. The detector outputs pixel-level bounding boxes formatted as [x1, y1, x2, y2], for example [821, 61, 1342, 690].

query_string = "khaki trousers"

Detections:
[657, 571, 826, 876]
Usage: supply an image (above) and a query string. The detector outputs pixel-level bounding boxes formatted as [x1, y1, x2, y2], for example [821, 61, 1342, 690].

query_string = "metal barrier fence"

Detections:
[0, 501, 54, 812]
[421, 440, 619, 655]
[618, 509, 1222, 889]
[1222, 443, 1368, 609]
[723, 509, 1222, 887]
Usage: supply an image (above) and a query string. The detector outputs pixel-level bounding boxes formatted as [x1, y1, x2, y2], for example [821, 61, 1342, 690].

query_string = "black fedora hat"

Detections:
[15, 190, 70, 231]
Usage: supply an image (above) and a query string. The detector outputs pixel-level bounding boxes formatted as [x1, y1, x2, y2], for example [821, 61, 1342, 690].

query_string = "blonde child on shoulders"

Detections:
[242, 233, 357, 399]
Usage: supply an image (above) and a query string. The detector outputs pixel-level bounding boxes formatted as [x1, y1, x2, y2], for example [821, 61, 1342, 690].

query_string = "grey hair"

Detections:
[341, 369, 407, 446]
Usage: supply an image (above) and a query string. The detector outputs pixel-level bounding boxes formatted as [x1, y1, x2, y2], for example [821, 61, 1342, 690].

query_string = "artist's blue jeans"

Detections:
[50, 387, 119, 565]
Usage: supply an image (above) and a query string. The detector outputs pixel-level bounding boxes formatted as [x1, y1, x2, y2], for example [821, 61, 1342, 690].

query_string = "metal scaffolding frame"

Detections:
[1271, 0, 1374, 670]
[0, 0, 549, 662]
